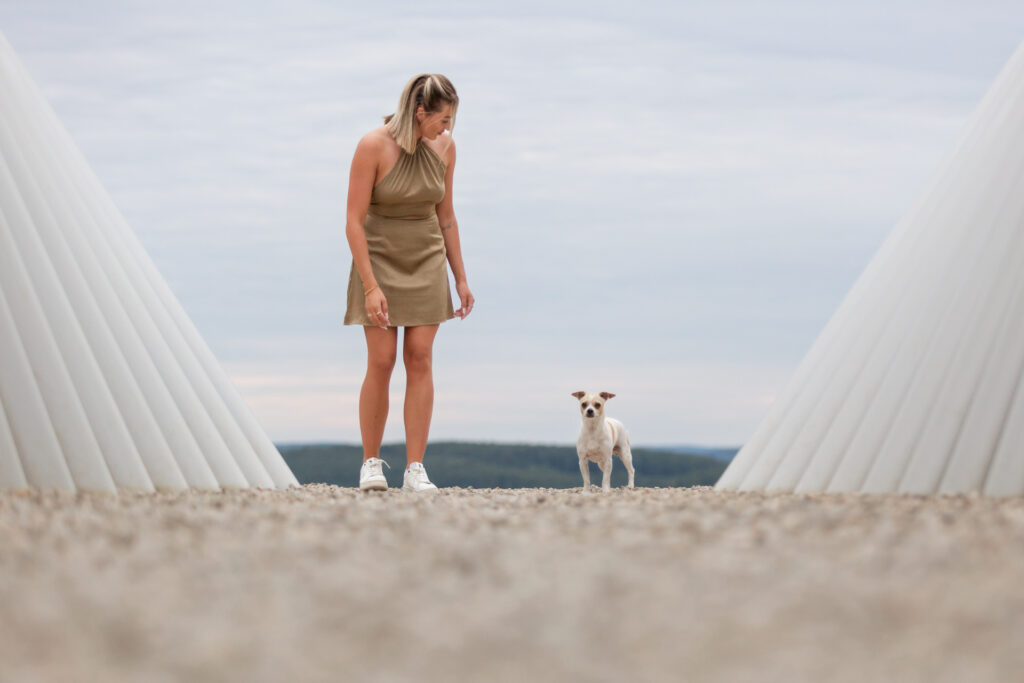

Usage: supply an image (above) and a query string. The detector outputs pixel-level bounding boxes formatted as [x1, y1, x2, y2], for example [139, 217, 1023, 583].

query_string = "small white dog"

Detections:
[572, 391, 635, 491]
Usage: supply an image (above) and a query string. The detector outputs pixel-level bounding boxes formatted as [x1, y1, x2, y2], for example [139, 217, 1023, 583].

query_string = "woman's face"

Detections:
[417, 103, 453, 140]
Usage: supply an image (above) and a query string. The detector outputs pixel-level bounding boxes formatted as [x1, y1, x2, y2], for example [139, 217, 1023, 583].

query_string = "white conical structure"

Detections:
[718, 42, 1024, 497]
[0, 33, 299, 494]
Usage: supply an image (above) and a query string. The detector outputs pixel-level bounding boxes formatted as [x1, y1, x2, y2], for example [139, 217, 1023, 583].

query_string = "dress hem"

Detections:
[343, 313, 457, 328]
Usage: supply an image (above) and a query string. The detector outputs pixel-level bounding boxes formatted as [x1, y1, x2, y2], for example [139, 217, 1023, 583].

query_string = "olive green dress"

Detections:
[344, 139, 455, 327]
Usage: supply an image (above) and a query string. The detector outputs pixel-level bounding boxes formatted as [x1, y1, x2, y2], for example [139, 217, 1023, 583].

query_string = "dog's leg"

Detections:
[618, 444, 635, 489]
[600, 458, 612, 492]
[579, 458, 591, 492]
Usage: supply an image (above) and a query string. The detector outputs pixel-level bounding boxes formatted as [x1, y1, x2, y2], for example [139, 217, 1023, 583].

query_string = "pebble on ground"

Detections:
[2, 484, 1023, 682]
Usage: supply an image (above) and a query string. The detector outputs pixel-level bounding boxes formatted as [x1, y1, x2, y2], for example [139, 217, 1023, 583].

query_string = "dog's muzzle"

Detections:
[585, 409, 595, 417]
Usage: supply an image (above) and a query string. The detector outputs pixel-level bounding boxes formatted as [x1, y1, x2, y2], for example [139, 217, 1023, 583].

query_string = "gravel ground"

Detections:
[1, 484, 1023, 682]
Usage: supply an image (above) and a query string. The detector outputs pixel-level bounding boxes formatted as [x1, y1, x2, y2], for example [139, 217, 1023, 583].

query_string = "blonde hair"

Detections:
[383, 74, 459, 155]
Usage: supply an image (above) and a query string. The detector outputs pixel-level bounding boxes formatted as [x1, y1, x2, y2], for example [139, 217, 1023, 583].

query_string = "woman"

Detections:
[344, 74, 474, 492]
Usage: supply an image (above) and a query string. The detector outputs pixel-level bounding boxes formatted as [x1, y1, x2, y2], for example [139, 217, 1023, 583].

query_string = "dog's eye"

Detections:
[595, 403, 601, 408]
[581, 402, 588, 408]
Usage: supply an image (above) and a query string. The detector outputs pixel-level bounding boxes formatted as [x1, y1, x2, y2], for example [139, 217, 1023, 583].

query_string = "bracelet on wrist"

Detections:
[364, 284, 380, 297]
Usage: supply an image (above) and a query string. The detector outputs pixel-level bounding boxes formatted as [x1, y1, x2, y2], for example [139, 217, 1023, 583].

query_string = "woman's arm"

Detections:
[436, 137, 475, 319]
[346, 134, 389, 328]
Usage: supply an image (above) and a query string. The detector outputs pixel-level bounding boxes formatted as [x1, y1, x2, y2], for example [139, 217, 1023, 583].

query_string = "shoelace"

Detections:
[406, 464, 432, 485]
[363, 457, 391, 473]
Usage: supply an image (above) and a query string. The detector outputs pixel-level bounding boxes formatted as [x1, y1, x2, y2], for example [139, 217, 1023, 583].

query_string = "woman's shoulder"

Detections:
[426, 133, 455, 166]
[357, 126, 393, 153]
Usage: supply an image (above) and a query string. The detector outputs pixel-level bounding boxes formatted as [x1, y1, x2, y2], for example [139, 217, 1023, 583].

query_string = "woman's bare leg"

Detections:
[402, 324, 439, 465]
[360, 326, 398, 461]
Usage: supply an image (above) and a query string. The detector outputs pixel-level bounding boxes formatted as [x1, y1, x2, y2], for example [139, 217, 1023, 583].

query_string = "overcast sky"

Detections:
[1, 1, 1022, 447]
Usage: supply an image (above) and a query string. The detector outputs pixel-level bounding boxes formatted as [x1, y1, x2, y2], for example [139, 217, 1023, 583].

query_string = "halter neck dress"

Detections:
[344, 138, 455, 327]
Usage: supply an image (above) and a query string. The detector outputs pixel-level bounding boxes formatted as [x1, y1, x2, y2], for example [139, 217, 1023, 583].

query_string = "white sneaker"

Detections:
[403, 461, 438, 492]
[359, 457, 390, 491]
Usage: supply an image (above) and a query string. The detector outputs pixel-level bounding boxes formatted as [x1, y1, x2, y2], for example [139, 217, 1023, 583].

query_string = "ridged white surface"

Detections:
[0, 33, 299, 493]
[717, 42, 1024, 496]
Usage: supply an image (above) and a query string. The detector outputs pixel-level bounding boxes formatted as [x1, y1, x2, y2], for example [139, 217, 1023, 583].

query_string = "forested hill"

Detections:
[278, 442, 733, 489]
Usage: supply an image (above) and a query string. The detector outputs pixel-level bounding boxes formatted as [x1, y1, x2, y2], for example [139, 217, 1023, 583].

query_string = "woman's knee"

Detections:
[367, 348, 397, 375]
[403, 346, 433, 376]
[364, 328, 397, 376]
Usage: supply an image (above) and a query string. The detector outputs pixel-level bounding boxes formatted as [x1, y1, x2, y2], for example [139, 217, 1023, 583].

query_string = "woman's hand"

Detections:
[365, 287, 389, 330]
[455, 281, 475, 319]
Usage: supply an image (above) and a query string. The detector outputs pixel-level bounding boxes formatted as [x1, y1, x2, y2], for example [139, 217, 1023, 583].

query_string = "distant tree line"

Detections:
[278, 441, 730, 489]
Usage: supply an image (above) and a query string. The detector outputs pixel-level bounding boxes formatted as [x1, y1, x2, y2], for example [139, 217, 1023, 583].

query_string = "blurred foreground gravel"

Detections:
[2, 484, 1023, 682]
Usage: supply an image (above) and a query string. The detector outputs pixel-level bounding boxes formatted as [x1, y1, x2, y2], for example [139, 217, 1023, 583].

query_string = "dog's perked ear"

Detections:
[571, 391, 586, 399]
[599, 392, 616, 400]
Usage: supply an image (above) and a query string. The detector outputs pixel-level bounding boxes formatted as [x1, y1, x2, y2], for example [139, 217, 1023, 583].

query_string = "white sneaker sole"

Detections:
[360, 479, 388, 491]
